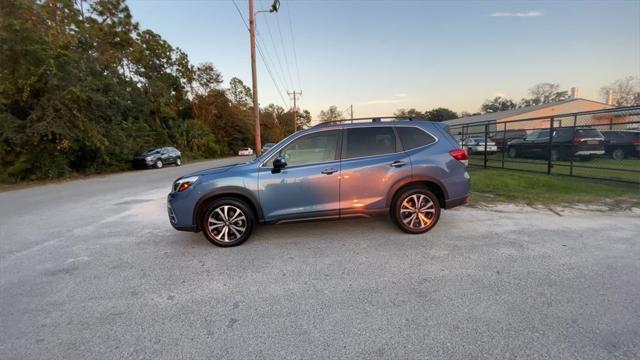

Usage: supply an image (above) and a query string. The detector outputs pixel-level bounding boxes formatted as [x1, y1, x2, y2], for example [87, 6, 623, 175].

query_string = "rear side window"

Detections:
[575, 129, 603, 138]
[344, 127, 396, 159]
[397, 127, 436, 150]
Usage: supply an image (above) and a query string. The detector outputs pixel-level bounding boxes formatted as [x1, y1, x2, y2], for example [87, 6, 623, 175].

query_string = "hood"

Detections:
[186, 162, 250, 177]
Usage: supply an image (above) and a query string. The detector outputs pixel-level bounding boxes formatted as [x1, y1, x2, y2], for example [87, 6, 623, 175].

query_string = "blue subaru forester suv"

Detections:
[168, 118, 470, 246]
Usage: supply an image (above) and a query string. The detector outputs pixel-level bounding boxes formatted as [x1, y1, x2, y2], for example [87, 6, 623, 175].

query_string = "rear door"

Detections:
[339, 126, 412, 216]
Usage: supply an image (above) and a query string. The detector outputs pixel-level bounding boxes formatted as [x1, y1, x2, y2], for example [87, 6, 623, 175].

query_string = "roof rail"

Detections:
[313, 116, 427, 127]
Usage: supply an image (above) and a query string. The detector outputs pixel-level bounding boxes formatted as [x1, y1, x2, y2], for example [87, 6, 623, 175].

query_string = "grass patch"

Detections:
[468, 153, 640, 183]
[469, 167, 640, 207]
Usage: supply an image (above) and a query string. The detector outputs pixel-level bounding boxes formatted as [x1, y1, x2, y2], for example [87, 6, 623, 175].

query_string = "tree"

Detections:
[519, 83, 568, 107]
[424, 107, 458, 122]
[318, 106, 342, 122]
[481, 97, 517, 113]
[227, 77, 252, 106]
[460, 111, 481, 118]
[600, 77, 640, 106]
[394, 108, 425, 118]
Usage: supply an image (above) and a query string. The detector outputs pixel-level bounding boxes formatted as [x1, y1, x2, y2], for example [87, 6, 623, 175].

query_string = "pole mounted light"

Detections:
[249, 0, 280, 155]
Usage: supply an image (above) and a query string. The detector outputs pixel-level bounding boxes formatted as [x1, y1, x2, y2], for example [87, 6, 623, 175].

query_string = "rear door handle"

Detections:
[321, 167, 337, 175]
[390, 160, 406, 168]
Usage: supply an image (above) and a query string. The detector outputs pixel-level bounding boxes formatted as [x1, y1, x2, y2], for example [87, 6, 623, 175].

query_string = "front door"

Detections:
[339, 126, 412, 216]
[258, 129, 342, 222]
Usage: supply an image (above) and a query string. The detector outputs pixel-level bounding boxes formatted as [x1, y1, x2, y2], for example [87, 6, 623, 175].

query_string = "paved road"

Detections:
[1, 157, 639, 359]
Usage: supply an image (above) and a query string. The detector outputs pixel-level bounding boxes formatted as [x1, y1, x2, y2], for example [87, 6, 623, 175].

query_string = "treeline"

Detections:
[0, 0, 309, 183]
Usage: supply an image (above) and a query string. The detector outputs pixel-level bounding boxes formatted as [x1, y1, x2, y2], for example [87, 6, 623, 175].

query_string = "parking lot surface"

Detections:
[1, 157, 639, 359]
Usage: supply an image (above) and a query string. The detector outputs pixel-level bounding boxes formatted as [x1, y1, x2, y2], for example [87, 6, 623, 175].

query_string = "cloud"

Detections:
[394, 93, 407, 98]
[490, 11, 543, 17]
[361, 99, 403, 105]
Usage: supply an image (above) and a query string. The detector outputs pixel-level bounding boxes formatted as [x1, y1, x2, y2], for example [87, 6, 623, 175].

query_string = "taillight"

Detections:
[632, 139, 640, 145]
[450, 148, 469, 166]
[573, 136, 584, 143]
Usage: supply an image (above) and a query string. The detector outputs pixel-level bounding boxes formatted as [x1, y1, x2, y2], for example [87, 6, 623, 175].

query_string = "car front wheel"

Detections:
[155, 160, 163, 168]
[202, 198, 255, 247]
[508, 147, 517, 158]
[392, 187, 441, 234]
[176, 157, 182, 166]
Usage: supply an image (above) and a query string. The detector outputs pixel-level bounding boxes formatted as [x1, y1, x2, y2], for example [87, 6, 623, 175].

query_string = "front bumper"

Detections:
[167, 193, 199, 232]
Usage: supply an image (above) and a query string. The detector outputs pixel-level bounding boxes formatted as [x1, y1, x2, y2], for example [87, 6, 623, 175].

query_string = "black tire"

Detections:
[201, 198, 255, 247]
[508, 147, 517, 158]
[550, 149, 560, 162]
[155, 159, 163, 168]
[391, 186, 441, 234]
[611, 148, 625, 160]
[176, 157, 182, 166]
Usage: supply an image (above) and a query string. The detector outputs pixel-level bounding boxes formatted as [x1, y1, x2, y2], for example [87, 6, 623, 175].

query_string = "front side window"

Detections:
[277, 130, 340, 166]
[397, 126, 436, 150]
[344, 127, 396, 159]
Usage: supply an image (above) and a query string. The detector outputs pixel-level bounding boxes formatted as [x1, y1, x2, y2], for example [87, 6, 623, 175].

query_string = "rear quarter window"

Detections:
[397, 127, 436, 150]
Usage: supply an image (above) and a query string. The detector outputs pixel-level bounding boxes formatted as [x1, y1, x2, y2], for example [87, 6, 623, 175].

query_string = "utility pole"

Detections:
[249, 0, 260, 153]
[249, 0, 280, 154]
[288, 90, 302, 132]
[350, 104, 353, 120]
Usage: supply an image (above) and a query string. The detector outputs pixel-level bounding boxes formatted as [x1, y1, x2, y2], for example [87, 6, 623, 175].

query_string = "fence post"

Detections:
[547, 117, 555, 175]
[570, 115, 577, 177]
[484, 123, 488, 169]
[501, 121, 506, 169]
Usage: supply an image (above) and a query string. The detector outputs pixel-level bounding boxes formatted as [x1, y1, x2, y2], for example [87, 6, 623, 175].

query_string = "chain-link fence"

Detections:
[448, 106, 640, 184]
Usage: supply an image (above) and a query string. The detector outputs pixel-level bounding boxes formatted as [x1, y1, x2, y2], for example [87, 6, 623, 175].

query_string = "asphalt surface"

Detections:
[1, 157, 639, 359]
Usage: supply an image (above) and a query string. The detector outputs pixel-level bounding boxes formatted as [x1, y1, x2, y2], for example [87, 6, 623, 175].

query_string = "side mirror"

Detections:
[272, 156, 287, 173]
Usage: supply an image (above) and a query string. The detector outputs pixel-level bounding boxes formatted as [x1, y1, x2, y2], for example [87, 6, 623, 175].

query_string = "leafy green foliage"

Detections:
[0, 0, 308, 183]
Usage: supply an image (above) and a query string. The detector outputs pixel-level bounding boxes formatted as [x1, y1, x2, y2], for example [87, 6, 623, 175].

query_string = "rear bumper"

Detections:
[574, 150, 605, 156]
[445, 194, 470, 209]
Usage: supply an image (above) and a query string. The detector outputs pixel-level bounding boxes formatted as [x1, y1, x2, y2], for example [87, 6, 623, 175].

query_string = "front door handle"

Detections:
[321, 167, 337, 175]
[390, 160, 406, 168]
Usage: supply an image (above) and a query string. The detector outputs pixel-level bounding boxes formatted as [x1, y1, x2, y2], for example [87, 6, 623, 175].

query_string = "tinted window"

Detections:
[397, 127, 436, 150]
[575, 129, 603, 138]
[344, 127, 396, 159]
[279, 130, 340, 166]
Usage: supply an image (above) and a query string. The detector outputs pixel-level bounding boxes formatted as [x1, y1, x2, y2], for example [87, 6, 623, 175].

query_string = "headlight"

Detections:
[173, 176, 199, 192]
[145, 156, 153, 161]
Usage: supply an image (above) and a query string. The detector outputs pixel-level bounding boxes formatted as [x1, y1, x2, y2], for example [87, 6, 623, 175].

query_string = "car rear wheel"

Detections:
[611, 148, 625, 160]
[392, 187, 440, 234]
[550, 149, 560, 161]
[202, 198, 255, 247]
[155, 160, 163, 168]
[508, 147, 517, 158]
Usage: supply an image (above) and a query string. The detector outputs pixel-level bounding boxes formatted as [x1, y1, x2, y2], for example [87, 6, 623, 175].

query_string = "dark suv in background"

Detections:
[602, 130, 640, 160]
[490, 129, 527, 151]
[506, 128, 605, 161]
[133, 147, 182, 168]
[167, 118, 470, 247]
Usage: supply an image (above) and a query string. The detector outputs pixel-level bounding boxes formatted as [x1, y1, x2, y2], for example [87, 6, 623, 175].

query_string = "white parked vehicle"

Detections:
[463, 137, 498, 155]
[237, 147, 254, 156]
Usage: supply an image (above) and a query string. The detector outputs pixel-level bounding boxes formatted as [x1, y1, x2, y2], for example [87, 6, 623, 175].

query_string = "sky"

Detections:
[127, 0, 640, 120]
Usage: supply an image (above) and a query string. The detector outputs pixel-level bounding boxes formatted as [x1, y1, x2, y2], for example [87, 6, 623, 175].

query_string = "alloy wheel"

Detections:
[400, 194, 435, 230]
[156, 160, 163, 168]
[207, 205, 247, 243]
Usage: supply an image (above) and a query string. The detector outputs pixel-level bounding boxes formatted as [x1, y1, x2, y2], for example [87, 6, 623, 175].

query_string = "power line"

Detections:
[285, 0, 302, 90]
[260, 17, 292, 92]
[275, 13, 295, 92]
[231, 0, 289, 109]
